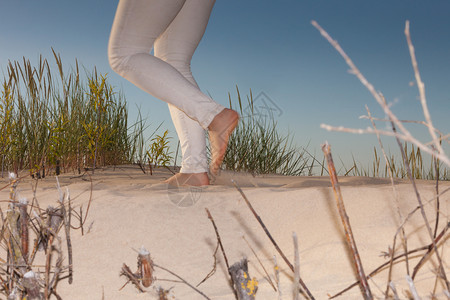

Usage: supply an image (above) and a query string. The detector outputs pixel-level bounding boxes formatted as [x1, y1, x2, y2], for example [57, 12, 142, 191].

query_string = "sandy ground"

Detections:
[0, 165, 448, 299]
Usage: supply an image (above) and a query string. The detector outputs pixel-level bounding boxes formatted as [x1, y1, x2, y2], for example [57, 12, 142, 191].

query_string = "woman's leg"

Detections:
[109, 0, 238, 181]
[108, 0, 225, 129]
[154, 0, 215, 179]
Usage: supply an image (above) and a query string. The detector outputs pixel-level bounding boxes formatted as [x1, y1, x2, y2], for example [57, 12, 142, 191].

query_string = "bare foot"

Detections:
[208, 108, 239, 175]
[164, 172, 210, 187]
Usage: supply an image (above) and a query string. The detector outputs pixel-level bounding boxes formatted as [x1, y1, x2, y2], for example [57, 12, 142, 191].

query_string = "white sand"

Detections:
[1, 165, 448, 299]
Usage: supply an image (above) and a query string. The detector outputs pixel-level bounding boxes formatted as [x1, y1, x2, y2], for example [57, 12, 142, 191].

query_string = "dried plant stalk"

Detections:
[48, 236, 63, 296]
[412, 221, 449, 279]
[6, 208, 24, 272]
[232, 180, 315, 300]
[322, 142, 373, 300]
[154, 263, 211, 300]
[57, 183, 73, 284]
[44, 207, 63, 300]
[406, 275, 420, 300]
[404, 21, 444, 157]
[205, 208, 230, 271]
[243, 236, 276, 292]
[1, 176, 85, 299]
[312, 19, 450, 296]
[44, 235, 54, 300]
[119, 247, 211, 299]
[365, 105, 410, 297]
[9, 173, 18, 202]
[330, 223, 448, 298]
[386, 99, 449, 291]
[138, 247, 154, 288]
[273, 256, 282, 300]
[120, 263, 144, 293]
[18, 199, 29, 261]
[46, 207, 63, 234]
[22, 271, 43, 300]
[293, 232, 300, 300]
[311, 20, 450, 168]
[389, 282, 400, 300]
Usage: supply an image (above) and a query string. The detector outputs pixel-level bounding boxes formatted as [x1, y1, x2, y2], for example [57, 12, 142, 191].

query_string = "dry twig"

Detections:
[197, 239, 219, 287]
[365, 106, 411, 297]
[330, 223, 449, 298]
[0, 176, 81, 299]
[232, 180, 315, 300]
[120, 263, 145, 293]
[322, 142, 373, 300]
[273, 256, 282, 300]
[293, 232, 300, 300]
[205, 208, 230, 272]
[154, 264, 211, 300]
[243, 236, 276, 292]
[311, 20, 450, 168]
[55, 178, 73, 284]
[312, 19, 450, 295]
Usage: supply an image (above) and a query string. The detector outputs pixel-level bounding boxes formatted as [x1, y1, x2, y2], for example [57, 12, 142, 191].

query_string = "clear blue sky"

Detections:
[1, 0, 449, 169]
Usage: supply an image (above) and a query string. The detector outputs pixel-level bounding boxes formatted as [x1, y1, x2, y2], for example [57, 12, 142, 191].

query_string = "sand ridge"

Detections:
[0, 165, 448, 299]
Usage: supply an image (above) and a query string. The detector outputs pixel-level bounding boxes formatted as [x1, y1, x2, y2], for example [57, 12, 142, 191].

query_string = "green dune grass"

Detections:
[0, 51, 149, 176]
[1, 53, 447, 180]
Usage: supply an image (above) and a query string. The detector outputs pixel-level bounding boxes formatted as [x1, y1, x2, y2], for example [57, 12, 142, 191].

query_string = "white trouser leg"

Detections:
[108, 0, 223, 173]
[108, 0, 224, 129]
[155, 0, 216, 173]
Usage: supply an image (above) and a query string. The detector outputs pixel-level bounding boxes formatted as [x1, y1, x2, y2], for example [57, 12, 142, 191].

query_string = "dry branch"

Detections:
[204, 208, 235, 296]
[0, 177, 83, 299]
[6, 208, 24, 273]
[197, 240, 219, 287]
[154, 264, 211, 300]
[388, 282, 400, 300]
[330, 223, 449, 298]
[47, 235, 63, 299]
[120, 263, 145, 293]
[18, 199, 29, 261]
[412, 221, 449, 280]
[119, 247, 211, 299]
[404, 21, 445, 158]
[433, 149, 441, 239]
[312, 19, 450, 168]
[312, 19, 450, 297]
[243, 236, 276, 292]
[57, 183, 73, 284]
[273, 256, 282, 300]
[232, 180, 315, 300]
[358, 116, 448, 143]
[44, 235, 57, 299]
[365, 106, 411, 297]
[406, 275, 420, 300]
[385, 98, 450, 291]
[293, 232, 300, 300]
[322, 142, 373, 300]
[205, 208, 231, 271]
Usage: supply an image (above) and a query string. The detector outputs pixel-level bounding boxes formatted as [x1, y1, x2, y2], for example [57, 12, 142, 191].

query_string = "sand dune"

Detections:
[1, 165, 448, 299]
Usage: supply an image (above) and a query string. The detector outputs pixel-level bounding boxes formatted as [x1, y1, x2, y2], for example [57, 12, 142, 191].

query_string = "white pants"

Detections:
[108, 0, 224, 173]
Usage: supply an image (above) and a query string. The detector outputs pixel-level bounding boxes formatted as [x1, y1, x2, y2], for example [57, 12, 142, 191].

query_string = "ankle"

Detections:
[208, 108, 239, 131]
